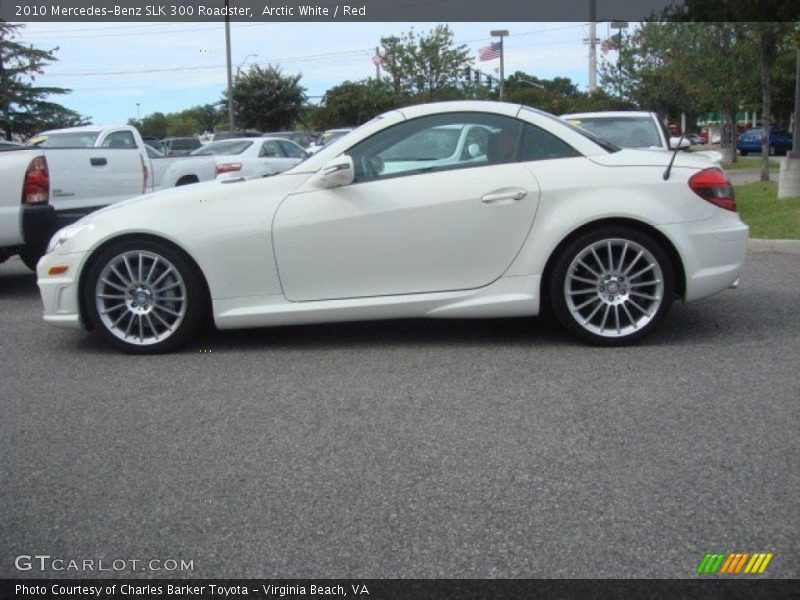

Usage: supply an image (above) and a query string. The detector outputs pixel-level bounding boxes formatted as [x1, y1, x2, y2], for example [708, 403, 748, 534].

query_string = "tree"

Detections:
[380, 25, 471, 101]
[311, 79, 402, 130]
[0, 23, 87, 140]
[226, 64, 305, 132]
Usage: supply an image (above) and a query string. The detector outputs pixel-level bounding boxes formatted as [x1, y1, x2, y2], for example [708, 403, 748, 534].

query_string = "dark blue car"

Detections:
[737, 127, 793, 156]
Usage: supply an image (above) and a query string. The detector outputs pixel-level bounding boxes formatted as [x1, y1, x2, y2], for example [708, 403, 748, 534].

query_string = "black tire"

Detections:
[82, 238, 207, 354]
[548, 226, 675, 346]
[739, 150, 748, 156]
[19, 247, 43, 271]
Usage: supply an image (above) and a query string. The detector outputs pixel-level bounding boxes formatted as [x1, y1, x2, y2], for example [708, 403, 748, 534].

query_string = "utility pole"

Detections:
[224, 0, 234, 132]
[490, 29, 509, 101]
[587, 0, 597, 93]
[374, 47, 381, 80]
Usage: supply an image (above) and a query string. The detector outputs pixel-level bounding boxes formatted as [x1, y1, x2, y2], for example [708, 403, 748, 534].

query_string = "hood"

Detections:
[86, 172, 310, 222]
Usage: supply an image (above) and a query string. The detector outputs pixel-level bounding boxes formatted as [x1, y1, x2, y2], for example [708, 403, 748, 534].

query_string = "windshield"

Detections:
[191, 140, 252, 156]
[564, 116, 661, 149]
[31, 131, 101, 148]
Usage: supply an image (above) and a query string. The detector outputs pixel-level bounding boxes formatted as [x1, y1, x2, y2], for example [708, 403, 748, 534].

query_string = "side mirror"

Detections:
[313, 155, 355, 188]
[670, 137, 691, 150]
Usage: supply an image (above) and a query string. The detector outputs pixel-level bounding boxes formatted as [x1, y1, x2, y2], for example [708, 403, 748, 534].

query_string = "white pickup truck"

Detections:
[0, 125, 216, 269]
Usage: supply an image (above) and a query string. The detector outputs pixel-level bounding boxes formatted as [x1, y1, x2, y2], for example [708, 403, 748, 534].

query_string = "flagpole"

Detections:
[490, 29, 509, 101]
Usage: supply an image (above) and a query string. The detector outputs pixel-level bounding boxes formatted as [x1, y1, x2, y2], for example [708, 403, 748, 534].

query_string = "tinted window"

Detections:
[101, 131, 137, 149]
[519, 123, 580, 161]
[259, 141, 282, 157]
[278, 140, 307, 159]
[348, 112, 522, 183]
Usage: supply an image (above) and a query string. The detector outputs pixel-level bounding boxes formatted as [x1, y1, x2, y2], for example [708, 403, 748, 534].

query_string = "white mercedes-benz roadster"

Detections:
[37, 101, 748, 353]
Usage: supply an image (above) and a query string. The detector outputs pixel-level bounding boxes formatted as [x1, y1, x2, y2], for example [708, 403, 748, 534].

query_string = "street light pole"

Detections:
[136, 103, 140, 121]
[588, 0, 597, 92]
[490, 29, 509, 101]
[224, 0, 235, 132]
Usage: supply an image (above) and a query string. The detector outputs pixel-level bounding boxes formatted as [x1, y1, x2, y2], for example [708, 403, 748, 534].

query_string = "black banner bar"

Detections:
[3, 0, 800, 23]
[2, 579, 800, 600]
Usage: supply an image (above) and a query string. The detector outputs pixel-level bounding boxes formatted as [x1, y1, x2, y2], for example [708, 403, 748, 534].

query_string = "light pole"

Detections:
[136, 103, 140, 121]
[236, 53, 258, 78]
[490, 29, 509, 101]
[224, 0, 234, 132]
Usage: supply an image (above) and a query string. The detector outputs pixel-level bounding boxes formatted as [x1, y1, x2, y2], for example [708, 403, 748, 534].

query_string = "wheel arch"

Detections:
[175, 174, 199, 186]
[540, 217, 686, 307]
[78, 232, 213, 331]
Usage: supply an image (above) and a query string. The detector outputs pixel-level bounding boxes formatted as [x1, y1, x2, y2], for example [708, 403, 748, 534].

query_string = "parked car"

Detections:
[736, 127, 793, 156]
[561, 111, 691, 151]
[686, 133, 706, 145]
[262, 130, 317, 149]
[190, 137, 308, 179]
[141, 137, 163, 151]
[211, 130, 262, 142]
[306, 128, 355, 154]
[161, 137, 203, 156]
[37, 101, 748, 352]
[561, 112, 725, 165]
[0, 125, 216, 268]
[0, 140, 24, 150]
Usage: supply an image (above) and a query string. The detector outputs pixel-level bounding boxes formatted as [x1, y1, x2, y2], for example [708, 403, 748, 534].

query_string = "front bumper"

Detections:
[37, 250, 86, 330]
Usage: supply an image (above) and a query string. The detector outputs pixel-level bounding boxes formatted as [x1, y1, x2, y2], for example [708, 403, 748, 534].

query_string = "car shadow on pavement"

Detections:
[195, 315, 571, 351]
[0, 267, 37, 299]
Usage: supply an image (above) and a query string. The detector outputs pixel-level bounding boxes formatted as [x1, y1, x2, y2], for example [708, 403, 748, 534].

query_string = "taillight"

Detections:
[140, 155, 148, 193]
[216, 163, 242, 176]
[22, 156, 49, 205]
[688, 167, 736, 212]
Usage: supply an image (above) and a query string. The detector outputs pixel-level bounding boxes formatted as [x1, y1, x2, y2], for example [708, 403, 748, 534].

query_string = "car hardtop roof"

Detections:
[560, 111, 655, 119]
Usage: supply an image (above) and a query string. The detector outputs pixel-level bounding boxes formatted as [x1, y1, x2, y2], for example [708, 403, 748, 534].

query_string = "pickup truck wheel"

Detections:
[549, 226, 675, 346]
[19, 247, 43, 271]
[83, 239, 207, 353]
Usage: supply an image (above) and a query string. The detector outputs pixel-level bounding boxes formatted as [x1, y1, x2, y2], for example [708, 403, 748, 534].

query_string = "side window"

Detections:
[278, 140, 307, 159]
[519, 124, 580, 162]
[101, 131, 136, 149]
[348, 112, 523, 183]
[259, 141, 281, 157]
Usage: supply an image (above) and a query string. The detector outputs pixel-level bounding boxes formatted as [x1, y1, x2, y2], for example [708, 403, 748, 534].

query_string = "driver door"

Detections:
[272, 112, 541, 302]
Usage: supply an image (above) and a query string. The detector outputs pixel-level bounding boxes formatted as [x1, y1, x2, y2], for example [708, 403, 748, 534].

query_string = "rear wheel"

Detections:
[83, 239, 207, 353]
[549, 227, 675, 346]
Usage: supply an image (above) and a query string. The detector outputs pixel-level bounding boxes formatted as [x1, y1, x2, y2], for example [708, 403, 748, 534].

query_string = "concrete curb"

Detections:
[748, 238, 800, 254]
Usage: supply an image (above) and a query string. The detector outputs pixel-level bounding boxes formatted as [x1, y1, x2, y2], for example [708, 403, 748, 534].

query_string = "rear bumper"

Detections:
[661, 214, 749, 302]
[22, 204, 57, 255]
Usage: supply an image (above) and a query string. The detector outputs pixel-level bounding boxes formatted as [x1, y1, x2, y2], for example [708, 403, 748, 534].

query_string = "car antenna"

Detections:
[663, 132, 687, 181]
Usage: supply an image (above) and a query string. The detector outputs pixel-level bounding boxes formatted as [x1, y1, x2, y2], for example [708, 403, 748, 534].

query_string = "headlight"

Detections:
[45, 223, 88, 254]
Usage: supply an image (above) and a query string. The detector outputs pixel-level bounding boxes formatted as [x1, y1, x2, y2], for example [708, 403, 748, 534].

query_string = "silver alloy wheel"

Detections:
[564, 238, 665, 338]
[94, 250, 187, 346]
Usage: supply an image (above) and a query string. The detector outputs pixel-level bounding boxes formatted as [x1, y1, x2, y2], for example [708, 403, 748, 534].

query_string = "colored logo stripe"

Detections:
[697, 552, 773, 574]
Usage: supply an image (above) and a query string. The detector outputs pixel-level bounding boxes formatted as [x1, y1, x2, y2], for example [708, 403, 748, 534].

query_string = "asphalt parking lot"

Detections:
[1, 252, 798, 579]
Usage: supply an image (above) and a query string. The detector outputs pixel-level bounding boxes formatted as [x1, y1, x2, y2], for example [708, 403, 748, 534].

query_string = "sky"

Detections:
[14, 21, 622, 126]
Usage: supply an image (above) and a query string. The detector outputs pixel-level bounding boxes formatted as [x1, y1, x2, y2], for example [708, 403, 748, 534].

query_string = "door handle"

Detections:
[90, 157, 107, 166]
[481, 189, 527, 205]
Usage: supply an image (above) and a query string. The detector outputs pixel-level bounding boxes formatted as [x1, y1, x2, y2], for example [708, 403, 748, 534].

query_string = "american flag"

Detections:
[479, 42, 502, 61]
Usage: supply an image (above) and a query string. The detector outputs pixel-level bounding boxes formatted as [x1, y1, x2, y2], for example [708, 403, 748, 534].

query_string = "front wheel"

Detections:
[549, 227, 675, 346]
[83, 239, 207, 353]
